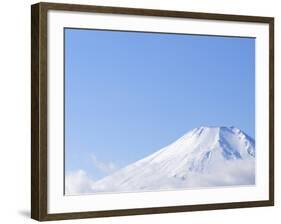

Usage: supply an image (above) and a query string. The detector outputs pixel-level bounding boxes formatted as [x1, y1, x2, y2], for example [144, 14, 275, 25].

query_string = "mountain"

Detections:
[91, 126, 255, 193]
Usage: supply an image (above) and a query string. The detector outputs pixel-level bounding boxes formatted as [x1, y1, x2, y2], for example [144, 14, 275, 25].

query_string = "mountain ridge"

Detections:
[90, 126, 255, 193]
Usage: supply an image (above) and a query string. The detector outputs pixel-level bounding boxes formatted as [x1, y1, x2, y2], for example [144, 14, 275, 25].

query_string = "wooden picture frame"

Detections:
[31, 2, 274, 221]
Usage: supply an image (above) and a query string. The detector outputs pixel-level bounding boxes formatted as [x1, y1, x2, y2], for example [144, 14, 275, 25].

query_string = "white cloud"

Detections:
[186, 159, 255, 188]
[65, 169, 95, 195]
[65, 155, 119, 195]
[91, 154, 118, 174]
[65, 158, 255, 195]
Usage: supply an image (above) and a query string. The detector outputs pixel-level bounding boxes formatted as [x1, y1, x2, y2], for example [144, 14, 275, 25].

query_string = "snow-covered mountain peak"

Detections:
[89, 126, 255, 193]
[188, 125, 245, 137]
[170, 126, 253, 156]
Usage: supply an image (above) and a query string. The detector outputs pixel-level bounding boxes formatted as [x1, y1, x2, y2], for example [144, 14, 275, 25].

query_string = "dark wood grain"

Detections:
[269, 19, 275, 203]
[39, 200, 273, 221]
[31, 3, 48, 221]
[31, 3, 40, 220]
[36, 2, 273, 23]
[31, 2, 274, 221]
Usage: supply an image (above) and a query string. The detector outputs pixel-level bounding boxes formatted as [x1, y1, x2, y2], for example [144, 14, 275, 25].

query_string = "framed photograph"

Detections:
[31, 2, 274, 221]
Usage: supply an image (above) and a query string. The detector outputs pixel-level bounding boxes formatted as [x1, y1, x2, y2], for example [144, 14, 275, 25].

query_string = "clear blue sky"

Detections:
[65, 28, 255, 180]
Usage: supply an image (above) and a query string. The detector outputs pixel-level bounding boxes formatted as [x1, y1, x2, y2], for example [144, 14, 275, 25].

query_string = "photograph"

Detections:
[31, 2, 274, 220]
[64, 28, 256, 195]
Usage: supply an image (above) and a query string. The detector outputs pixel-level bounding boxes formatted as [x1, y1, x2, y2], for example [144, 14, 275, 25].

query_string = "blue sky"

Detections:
[64, 28, 255, 180]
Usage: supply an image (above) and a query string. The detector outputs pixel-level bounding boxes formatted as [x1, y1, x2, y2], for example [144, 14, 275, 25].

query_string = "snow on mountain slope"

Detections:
[90, 126, 255, 193]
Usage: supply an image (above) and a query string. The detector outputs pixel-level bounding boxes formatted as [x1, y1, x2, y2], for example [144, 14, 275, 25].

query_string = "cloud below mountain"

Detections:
[91, 154, 118, 174]
[65, 170, 94, 195]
